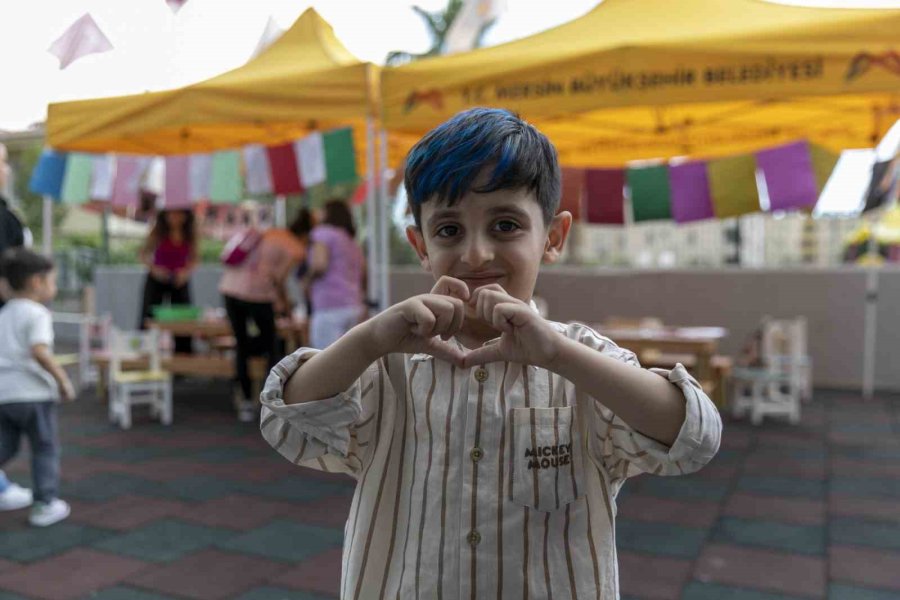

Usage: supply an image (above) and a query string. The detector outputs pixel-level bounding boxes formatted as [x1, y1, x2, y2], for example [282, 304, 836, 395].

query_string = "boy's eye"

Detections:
[493, 220, 520, 233]
[435, 224, 459, 238]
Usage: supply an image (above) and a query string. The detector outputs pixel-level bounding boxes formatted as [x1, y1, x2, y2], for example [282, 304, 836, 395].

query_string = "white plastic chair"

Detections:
[732, 317, 810, 425]
[108, 328, 172, 430]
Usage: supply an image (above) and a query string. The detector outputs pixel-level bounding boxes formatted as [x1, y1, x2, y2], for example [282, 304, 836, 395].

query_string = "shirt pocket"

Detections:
[509, 406, 584, 512]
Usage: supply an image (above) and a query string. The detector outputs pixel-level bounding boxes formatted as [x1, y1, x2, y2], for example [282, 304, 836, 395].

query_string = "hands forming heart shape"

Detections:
[365, 276, 564, 370]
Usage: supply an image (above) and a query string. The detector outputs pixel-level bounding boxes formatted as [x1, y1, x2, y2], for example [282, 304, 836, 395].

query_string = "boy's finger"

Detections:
[422, 337, 467, 367]
[462, 342, 504, 368]
[468, 283, 509, 306]
[430, 276, 470, 301]
[406, 301, 437, 337]
[446, 297, 465, 339]
[492, 302, 527, 333]
[421, 296, 456, 336]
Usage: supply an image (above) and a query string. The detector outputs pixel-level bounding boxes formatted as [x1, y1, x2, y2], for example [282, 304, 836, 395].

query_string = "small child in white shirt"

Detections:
[259, 108, 722, 599]
[0, 248, 75, 526]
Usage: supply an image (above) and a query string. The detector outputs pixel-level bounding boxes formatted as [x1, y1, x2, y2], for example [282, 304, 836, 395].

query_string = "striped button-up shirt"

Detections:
[260, 321, 721, 600]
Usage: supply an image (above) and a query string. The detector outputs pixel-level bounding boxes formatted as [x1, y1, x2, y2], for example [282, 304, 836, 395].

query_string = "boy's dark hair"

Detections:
[404, 108, 561, 228]
[0, 247, 54, 291]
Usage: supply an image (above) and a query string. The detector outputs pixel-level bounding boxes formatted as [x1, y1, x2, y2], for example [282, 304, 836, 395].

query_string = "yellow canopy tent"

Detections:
[44, 8, 391, 307]
[382, 0, 900, 167]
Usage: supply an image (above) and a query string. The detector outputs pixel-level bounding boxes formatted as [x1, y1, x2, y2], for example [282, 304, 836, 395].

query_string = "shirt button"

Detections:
[467, 530, 481, 546]
[474, 368, 488, 382]
[470, 447, 483, 462]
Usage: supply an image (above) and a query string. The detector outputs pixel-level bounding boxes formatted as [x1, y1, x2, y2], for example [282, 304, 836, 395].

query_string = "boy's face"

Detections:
[30, 270, 57, 304]
[407, 184, 571, 308]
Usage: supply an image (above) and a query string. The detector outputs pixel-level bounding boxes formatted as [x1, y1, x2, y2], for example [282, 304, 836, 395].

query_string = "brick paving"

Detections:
[0, 381, 897, 599]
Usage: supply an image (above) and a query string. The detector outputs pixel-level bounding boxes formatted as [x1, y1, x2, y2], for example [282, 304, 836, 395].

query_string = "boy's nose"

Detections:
[461, 236, 494, 267]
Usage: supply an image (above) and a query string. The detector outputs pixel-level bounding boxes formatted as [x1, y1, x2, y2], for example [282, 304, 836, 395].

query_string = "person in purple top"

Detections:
[307, 200, 365, 349]
[138, 209, 196, 353]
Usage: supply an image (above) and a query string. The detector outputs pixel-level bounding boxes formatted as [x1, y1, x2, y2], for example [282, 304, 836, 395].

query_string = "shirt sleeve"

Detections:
[572, 325, 722, 487]
[258, 347, 386, 478]
[27, 307, 54, 348]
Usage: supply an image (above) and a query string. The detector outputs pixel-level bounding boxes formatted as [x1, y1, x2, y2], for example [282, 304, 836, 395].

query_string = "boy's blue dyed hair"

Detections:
[405, 108, 561, 227]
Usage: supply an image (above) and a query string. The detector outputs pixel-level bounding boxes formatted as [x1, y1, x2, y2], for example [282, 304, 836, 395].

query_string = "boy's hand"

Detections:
[365, 276, 469, 366]
[462, 284, 565, 369]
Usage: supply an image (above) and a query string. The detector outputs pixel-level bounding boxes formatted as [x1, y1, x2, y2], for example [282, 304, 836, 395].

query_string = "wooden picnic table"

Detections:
[147, 316, 308, 354]
[597, 325, 728, 391]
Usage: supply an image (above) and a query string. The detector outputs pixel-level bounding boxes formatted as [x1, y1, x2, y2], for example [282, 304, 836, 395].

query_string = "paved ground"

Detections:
[0, 382, 898, 600]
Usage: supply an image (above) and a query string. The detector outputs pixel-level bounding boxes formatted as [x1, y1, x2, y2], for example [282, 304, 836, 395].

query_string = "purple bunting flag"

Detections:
[668, 161, 714, 223]
[756, 141, 819, 211]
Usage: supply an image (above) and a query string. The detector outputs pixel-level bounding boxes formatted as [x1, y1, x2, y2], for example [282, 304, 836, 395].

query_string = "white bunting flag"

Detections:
[90, 154, 115, 201]
[189, 154, 213, 201]
[295, 132, 326, 187]
[243, 145, 273, 195]
[249, 16, 285, 60]
[48, 14, 114, 69]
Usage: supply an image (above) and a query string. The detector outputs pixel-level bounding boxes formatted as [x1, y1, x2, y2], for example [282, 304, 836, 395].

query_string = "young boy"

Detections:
[260, 108, 721, 599]
[0, 248, 74, 526]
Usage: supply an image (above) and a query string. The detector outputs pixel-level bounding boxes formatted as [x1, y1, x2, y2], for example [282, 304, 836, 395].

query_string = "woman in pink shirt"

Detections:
[219, 210, 311, 421]
[307, 200, 365, 349]
[138, 209, 197, 353]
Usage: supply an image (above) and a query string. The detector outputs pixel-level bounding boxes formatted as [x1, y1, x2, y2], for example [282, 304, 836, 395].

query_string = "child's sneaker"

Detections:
[0, 483, 33, 511]
[29, 499, 70, 527]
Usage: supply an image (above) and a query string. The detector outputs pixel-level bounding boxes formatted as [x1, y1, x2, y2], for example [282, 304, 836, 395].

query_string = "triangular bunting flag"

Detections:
[756, 141, 818, 212]
[48, 14, 113, 69]
[559, 168, 584, 220]
[166, 0, 189, 14]
[209, 151, 243, 203]
[29, 150, 68, 200]
[863, 158, 898, 213]
[707, 154, 760, 218]
[627, 164, 671, 222]
[60, 153, 93, 204]
[163, 155, 192, 209]
[295, 132, 326, 188]
[90, 154, 115, 201]
[584, 168, 625, 225]
[323, 128, 358, 186]
[249, 16, 284, 60]
[267, 143, 304, 195]
[243, 145, 273, 195]
[668, 161, 714, 223]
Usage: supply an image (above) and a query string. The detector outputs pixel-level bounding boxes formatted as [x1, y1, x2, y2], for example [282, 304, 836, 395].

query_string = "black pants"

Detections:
[223, 295, 278, 402]
[139, 274, 192, 354]
[0, 402, 59, 503]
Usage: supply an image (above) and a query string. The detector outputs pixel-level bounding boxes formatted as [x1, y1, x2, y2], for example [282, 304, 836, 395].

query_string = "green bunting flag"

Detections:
[707, 154, 760, 218]
[808, 143, 840, 193]
[627, 164, 671, 222]
[323, 128, 357, 186]
[209, 151, 243, 203]
[60, 153, 94, 204]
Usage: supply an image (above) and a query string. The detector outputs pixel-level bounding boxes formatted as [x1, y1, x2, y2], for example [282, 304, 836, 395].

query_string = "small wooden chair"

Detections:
[108, 328, 172, 430]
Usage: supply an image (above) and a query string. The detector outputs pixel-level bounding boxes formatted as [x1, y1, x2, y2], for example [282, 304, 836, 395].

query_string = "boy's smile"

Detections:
[407, 182, 571, 343]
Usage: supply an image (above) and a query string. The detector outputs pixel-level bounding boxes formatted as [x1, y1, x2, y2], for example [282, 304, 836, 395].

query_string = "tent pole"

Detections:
[862, 266, 878, 400]
[365, 117, 378, 314]
[42, 195, 52, 255]
[274, 195, 287, 228]
[378, 128, 391, 311]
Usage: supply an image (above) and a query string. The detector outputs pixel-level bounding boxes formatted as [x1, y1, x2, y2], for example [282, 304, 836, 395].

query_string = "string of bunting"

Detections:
[28, 127, 358, 208]
[564, 140, 840, 225]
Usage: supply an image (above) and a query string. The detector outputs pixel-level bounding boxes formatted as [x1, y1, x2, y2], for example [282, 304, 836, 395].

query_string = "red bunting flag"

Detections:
[266, 144, 304, 195]
[585, 168, 625, 224]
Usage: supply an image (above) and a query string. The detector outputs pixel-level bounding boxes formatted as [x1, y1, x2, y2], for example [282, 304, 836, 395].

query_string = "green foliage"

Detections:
[388, 0, 496, 66]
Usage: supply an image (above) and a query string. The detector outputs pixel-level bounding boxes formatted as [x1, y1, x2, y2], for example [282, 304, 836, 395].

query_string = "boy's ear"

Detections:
[543, 211, 572, 264]
[405, 226, 432, 272]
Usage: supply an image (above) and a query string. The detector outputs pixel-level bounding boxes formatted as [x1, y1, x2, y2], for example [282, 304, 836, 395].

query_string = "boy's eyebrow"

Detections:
[426, 208, 461, 228]
[487, 204, 531, 219]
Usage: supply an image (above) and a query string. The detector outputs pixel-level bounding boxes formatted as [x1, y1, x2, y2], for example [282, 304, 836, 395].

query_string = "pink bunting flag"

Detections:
[48, 14, 113, 69]
[111, 156, 150, 207]
[166, 0, 189, 14]
[163, 155, 192, 209]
